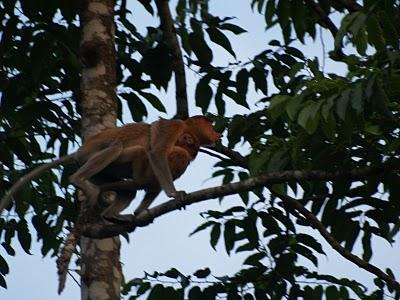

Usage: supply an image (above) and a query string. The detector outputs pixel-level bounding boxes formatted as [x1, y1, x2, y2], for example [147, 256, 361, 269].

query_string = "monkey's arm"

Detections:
[0, 154, 76, 213]
[147, 119, 185, 198]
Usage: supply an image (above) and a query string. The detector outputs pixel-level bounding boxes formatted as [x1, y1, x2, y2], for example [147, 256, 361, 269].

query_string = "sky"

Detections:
[0, 1, 399, 299]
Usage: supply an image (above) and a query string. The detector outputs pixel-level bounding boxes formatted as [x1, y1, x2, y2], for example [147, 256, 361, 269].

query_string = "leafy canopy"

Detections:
[1, 0, 400, 299]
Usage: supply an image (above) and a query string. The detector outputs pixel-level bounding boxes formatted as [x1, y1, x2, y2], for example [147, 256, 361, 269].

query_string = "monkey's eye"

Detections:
[186, 136, 194, 144]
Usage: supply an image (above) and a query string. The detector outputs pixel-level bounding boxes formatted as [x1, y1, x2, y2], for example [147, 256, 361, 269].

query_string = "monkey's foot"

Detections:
[174, 191, 187, 210]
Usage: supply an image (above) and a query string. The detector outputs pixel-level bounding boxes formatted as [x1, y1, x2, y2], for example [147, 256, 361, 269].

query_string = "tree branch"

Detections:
[334, 0, 362, 13]
[304, 0, 346, 59]
[81, 158, 400, 238]
[273, 192, 400, 293]
[155, 0, 189, 119]
[205, 144, 248, 168]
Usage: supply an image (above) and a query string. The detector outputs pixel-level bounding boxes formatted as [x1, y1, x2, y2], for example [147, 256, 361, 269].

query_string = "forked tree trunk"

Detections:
[79, 1, 121, 299]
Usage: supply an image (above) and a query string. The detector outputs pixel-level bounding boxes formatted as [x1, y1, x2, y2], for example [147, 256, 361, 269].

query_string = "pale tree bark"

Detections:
[79, 0, 121, 299]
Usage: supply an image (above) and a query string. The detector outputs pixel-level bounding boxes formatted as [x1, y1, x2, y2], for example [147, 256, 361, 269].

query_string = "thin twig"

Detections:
[272, 191, 400, 293]
[304, 0, 346, 59]
[205, 145, 248, 168]
[199, 147, 229, 162]
[155, 0, 188, 119]
[334, 0, 362, 12]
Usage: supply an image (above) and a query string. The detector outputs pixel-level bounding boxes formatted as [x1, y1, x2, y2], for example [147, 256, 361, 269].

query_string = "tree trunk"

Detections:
[79, 1, 121, 299]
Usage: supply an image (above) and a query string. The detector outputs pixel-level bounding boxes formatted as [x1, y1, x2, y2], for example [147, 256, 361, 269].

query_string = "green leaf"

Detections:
[269, 207, 296, 232]
[366, 15, 385, 51]
[286, 96, 303, 120]
[335, 13, 358, 49]
[250, 67, 268, 94]
[296, 233, 325, 255]
[224, 89, 249, 108]
[139, 92, 166, 113]
[243, 252, 266, 266]
[322, 96, 335, 121]
[137, 0, 154, 15]
[286, 46, 304, 60]
[265, 0, 276, 27]
[17, 220, 31, 254]
[336, 89, 351, 120]
[292, 244, 318, 267]
[0, 274, 6, 289]
[176, 0, 186, 23]
[235, 242, 254, 253]
[362, 222, 372, 261]
[224, 220, 236, 255]
[206, 27, 236, 58]
[0, 255, 9, 276]
[259, 211, 281, 236]
[164, 268, 180, 279]
[210, 223, 221, 250]
[236, 69, 249, 97]
[269, 95, 290, 120]
[291, 0, 306, 42]
[141, 45, 172, 89]
[136, 282, 151, 296]
[2, 242, 15, 256]
[220, 23, 247, 35]
[321, 112, 336, 141]
[193, 268, 211, 278]
[189, 221, 216, 236]
[190, 18, 202, 35]
[349, 12, 367, 36]
[120, 93, 148, 122]
[249, 150, 269, 175]
[297, 102, 321, 134]
[215, 80, 226, 115]
[344, 221, 360, 251]
[353, 28, 367, 55]
[188, 286, 203, 300]
[350, 83, 363, 114]
[242, 210, 259, 248]
[148, 284, 164, 300]
[325, 286, 339, 300]
[195, 76, 213, 112]
[189, 32, 213, 64]
[276, 0, 290, 29]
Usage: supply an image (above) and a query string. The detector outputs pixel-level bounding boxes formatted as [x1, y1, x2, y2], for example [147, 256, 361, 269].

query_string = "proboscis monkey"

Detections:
[0, 116, 221, 221]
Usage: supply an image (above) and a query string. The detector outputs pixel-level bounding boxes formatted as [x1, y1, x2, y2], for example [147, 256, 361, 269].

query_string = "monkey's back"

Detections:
[76, 123, 151, 164]
[86, 123, 150, 146]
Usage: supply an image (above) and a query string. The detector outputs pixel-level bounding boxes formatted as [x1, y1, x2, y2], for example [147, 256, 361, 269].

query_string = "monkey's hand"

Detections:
[103, 213, 134, 225]
[171, 190, 187, 210]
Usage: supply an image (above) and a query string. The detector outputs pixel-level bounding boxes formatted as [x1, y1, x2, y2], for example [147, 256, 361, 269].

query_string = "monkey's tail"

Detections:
[57, 228, 79, 294]
[0, 154, 76, 213]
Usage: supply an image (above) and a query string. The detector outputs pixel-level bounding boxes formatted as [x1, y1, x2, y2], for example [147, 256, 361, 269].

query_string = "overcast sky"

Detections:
[1, 1, 399, 299]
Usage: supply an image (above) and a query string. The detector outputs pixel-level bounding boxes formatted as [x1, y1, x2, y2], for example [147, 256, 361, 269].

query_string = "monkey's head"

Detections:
[185, 115, 221, 146]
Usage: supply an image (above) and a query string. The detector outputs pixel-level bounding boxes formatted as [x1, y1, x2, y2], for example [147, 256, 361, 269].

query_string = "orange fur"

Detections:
[0, 116, 221, 220]
[70, 115, 221, 219]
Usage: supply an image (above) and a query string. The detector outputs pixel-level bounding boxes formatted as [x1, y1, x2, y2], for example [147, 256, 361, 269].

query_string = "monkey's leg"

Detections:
[134, 189, 161, 216]
[100, 180, 140, 193]
[100, 180, 138, 222]
[69, 141, 123, 206]
[104, 188, 160, 225]
[101, 189, 137, 224]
